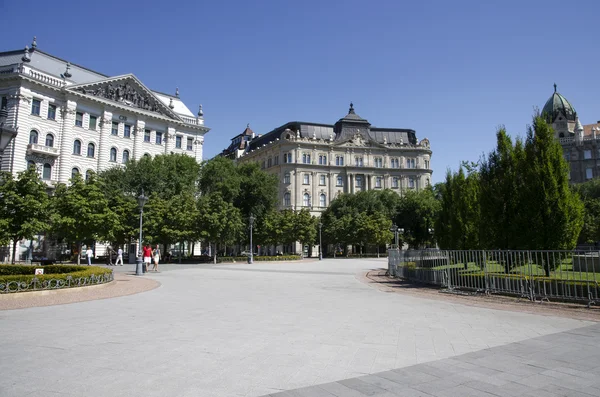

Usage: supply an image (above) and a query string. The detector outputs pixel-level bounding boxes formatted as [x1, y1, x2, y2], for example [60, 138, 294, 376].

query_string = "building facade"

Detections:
[542, 84, 600, 183]
[226, 104, 432, 217]
[0, 39, 209, 186]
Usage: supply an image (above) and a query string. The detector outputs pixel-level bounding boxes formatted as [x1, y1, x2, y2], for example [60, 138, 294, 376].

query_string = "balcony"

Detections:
[27, 143, 59, 157]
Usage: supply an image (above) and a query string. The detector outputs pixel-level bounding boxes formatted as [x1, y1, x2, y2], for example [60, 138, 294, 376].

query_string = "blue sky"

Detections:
[2, 0, 600, 183]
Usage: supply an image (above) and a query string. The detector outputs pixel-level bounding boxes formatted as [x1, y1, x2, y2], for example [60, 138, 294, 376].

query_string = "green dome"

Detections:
[542, 84, 576, 123]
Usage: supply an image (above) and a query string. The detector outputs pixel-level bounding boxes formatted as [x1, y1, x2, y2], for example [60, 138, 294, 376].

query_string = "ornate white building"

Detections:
[0, 38, 209, 185]
[226, 104, 433, 216]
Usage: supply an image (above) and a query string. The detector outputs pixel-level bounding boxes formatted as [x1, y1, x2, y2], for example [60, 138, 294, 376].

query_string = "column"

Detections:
[295, 169, 302, 209]
[328, 172, 334, 204]
[58, 100, 77, 183]
[312, 171, 317, 209]
[350, 174, 355, 194]
[368, 175, 373, 190]
[165, 126, 176, 154]
[134, 119, 145, 160]
[347, 173, 351, 194]
[96, 110, 112, 172]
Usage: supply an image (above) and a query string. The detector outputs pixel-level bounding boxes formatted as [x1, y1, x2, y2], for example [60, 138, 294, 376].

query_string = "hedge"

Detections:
[219, 255, 302, 262]
[0, 265, 111, 285]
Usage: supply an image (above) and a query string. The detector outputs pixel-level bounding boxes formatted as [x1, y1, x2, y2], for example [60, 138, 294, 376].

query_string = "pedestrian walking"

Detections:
[152, 244, 161, 272]
[115, 247, 124, 266]
[86, 247, 93, 266]
[106, 246, 114, 266]
[142, 244, 152, 273]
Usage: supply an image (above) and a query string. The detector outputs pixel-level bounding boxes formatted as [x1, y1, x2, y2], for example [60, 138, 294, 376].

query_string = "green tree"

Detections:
[354, 211, 393, 256]
[198, 156, 241, 203]
[397, 188, 440, 248]
[574, 179, 600, 244]
[50, 174, 116, 265]
[235, 162, 278, 220]
[0, 168, 50, 263]
[295, 208, 317, 255]
[197, 193, 244, 263]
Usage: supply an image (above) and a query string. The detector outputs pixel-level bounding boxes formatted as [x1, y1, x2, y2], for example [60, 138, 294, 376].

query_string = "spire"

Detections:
[63, 62, 72, 78]
[175, 87, 179, 97]
[247, 123, 250, 128]
[31, 36, 37, 49]
[575, 116, 583, 132]
[554, 83, 557, 93]
[349, 102, 355, 114]
[197, 104, 203, 117]
[168, 98, 174, 109]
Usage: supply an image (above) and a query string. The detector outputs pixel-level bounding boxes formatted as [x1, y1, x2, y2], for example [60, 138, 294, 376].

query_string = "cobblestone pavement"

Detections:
[0, 259, 596, 397]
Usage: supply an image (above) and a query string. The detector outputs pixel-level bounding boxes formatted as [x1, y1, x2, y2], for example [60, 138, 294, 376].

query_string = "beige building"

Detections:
[542, 84, 600, 183]
[225, 104, 433, 217]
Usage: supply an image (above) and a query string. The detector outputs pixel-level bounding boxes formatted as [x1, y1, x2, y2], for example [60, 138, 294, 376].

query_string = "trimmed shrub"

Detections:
[0, 265, 111, 285]
[219, 255, 302, 262]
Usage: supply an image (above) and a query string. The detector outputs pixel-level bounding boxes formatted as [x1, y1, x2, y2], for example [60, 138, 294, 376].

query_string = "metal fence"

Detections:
[388, 249, 600, 307]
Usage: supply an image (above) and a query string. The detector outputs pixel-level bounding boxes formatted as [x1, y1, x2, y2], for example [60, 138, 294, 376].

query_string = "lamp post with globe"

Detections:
[135, 190, 149, 276]
[248, 213, 255, 264]
[318, 222, 323, 261]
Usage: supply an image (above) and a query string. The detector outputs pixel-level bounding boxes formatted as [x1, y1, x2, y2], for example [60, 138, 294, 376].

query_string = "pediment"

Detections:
[334, 133, 372, 147]
[66, 75, 180, 120]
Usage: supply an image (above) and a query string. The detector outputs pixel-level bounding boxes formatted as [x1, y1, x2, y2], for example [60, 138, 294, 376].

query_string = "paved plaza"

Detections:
[0, 259, 598, 397]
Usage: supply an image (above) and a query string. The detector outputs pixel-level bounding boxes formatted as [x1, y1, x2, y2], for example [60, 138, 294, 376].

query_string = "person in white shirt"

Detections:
[115, 247, 124, 266]
[86, 248, 93, 266]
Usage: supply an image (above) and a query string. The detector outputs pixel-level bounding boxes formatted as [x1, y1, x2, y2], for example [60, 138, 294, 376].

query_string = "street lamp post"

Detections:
[428, 228, 435, 248]
[135, 190, 149, 276]
[390, 224, 399, 248]
[318, 222, 323, 261]
[248, 213, 255, 264]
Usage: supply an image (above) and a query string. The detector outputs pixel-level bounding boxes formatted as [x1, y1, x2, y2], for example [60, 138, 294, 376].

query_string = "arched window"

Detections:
[42, 163, 51, 180]
[284, 172, 290, 184]
[27, 160, 36, 170]
[284, 192, 291, 207]
[29, 130, 38, 144]
[122, 150, 130, 163]
[45, 133, 54, 147]
[87, 143, 95, 158]
[110, 147, 117, 162]
[319, 193, 326, 207]
[71, 168, 80, 179]
[85, 170, 93, 181]
[303, 193, 310, 207]
[143, 153, 151, 159]
[73, 139, 81, 155]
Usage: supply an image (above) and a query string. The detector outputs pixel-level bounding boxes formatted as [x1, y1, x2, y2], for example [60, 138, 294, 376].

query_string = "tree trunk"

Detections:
[77, 242, 81, 265]
[377, 246, 380, 258]
[179, 241, 183, 264]
[11, 239, 17, 264]
[213, 242, 217, 264]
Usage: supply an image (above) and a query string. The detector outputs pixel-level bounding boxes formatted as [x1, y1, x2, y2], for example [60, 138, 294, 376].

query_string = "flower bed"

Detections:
[0, 265, 113, 294]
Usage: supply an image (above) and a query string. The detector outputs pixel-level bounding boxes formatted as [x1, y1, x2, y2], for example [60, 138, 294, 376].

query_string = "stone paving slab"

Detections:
[0, 259, 596, 397]
[264, 322, 600, 397]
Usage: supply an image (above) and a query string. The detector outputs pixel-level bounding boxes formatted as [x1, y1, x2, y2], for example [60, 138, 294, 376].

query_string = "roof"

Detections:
[583, 122, 600, 137]
[542, 84, 577, 123]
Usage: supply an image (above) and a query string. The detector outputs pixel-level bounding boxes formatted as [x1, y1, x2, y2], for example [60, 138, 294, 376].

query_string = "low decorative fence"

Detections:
[388, 249, 600, 307]
[0, 268, 114, 294]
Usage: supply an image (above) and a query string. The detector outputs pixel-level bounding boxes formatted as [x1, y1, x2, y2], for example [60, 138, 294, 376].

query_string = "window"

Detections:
[110, 148, 117, 162]
[565, 152, 571, 161]
[302, 153, 311, 164]
[124, 125, 131, 139]
[335, 156, 344, 166]
[48, 104, 56, 120]
[176, 136, 182, 149]
[586, 168, 593, 180]
[319, 154, 327, 165]
[122, 150, 130, 163]
[374, 157, 383, 168]
[32, 99, 41, 116]
[303, 174, 310, 184]
[87, 143, 95, 158]
[303, 193, 311, 207]
[143, 153, 151, 158]
[319, 175, 326, 185]
[425, 160, 430, 169]
[284, 193, 291, 207]
[261, 160, 266, 169]
[319, 194, 326, 207]
[71, 168, 80, 179]
[284, 152, 292, 163]
[75, 112, 83, 127]
[406, 158, 416, 169]
[42, 163, 51, 180]
[390, 158, 399, 168]
[392, 177, 399, 188]
[336, 176, 343, 186]
[284, 172, 291, 184]
[89, 115, 97, 130]
[112, 122, 119, 136]
[144, 129, 151, 142]
[27, 160, 36, 170]
[356, 175, 363, 187]
[156, 131, 163, 145]
[274, 156, 279, 165]
[584, 150, 592, 160]
[375, 176, 382, 188]
[267, 157, 272, 167]
[409, 177, 415, 189]
[29, 130, 38, 144]
[187, 137, 193, 150]
[86, 170, 93, 181]
[45, 134, 54, 147]
[73, 139, 81, 155]
[355, 157, 363, 167]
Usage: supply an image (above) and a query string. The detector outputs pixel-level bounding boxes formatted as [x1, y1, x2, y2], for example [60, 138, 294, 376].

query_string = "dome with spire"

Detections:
[542, 84, 577, 124]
